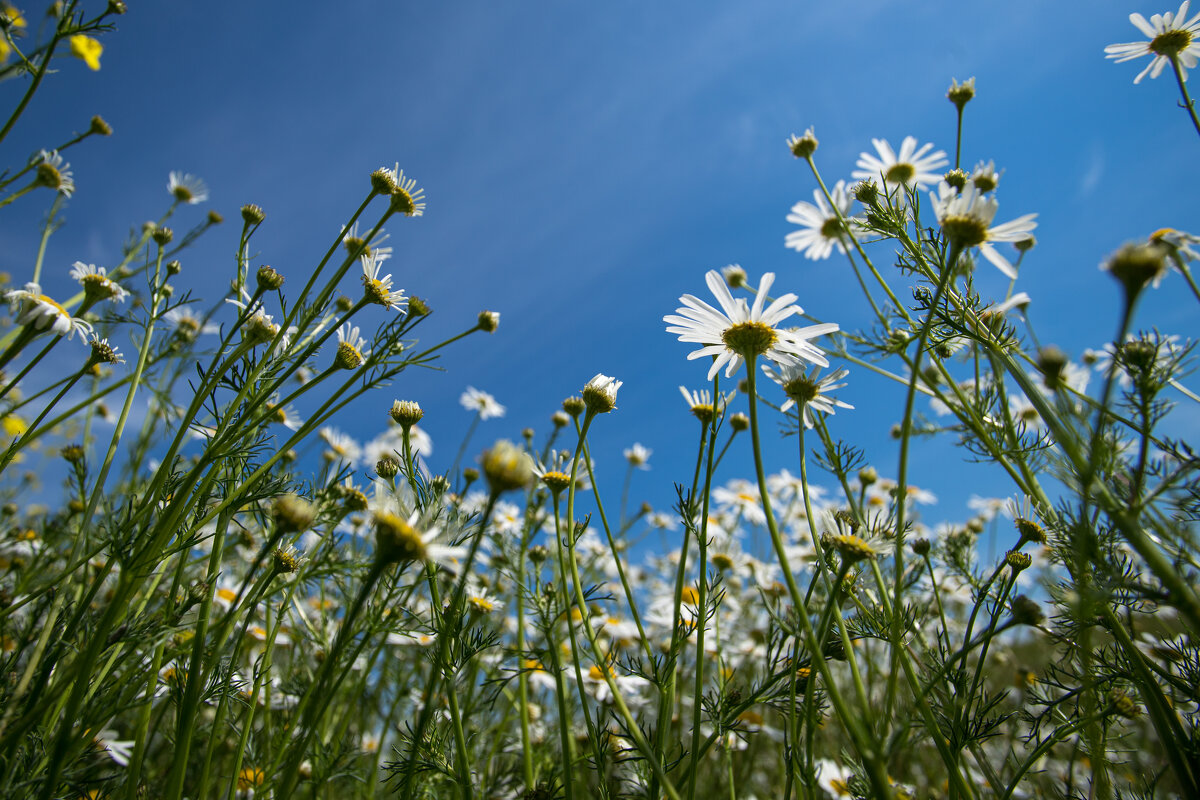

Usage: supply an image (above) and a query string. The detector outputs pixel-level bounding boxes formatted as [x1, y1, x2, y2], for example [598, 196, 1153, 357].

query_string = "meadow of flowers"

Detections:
[1, 2, 1198, 799]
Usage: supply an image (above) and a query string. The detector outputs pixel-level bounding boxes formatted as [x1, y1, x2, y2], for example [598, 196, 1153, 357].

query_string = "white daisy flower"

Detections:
[381, 164, 427, 217]
[334, 322, 368, 369]
[931, 181, 1037, 279]
[370, 486, 465, 568]
[360, 251, 407, 310]
[623, 443, 652, 470]
[167, 171, 209, 204]
[341, 220, 392, 260]
[785, 179, 857, 260]
[679, 386, 733, 421]
[1104, 1, 1200, 84]
[664, 270, 838, 381]
[320, 426, 362, 466]
[163, 307, 219, 340]
[582, 373, 622, 414]
[69, 261, 128, 303]
[35, 150, 74, 197]
[225, 287, 286, 346]
[760, 362, 853, 428]
[460, 386, 506, 419]
[4, 282, 93, 340]
[851, 136, 948, 201]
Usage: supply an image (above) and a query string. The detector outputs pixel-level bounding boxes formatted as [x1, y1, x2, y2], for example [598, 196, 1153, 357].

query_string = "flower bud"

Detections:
[256, 265, 284, 292]
[947, 77, 976, 111]
[390, 400, 424, 428]
[241, 204, 266, 225]
[482, 439, 534, 494]
[89, 115, 113, 135]
[582, 373, 621, 415]
[787, 128, 818, 159]
[477, 310, 500, 333]
[271, 494, 316, 534]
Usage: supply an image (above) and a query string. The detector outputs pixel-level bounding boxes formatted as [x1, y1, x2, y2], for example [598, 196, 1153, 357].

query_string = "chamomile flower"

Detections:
[167, 171, 208, 204]
[931, 181, 1037, 279]
[225, 288, 286, 346]
[460, 386, 506, 419]
[761, 362, 853, 428]
[34, 150, 74, 197]
[383, 164, 427, 217]
[679, 386, 733, 423]
[4, 282, 93, 340]
[1104, 2, 1200, 83]
[851, 136, 948, 202]
[163, 307, 219, 340]
[69, 261, 128, 303]
[320, 427, 362, 466]
[623, 443, 652, 470]
[333, 323, 368, 369]
[785, 179, 857, 260]
[664, 270, 838, 381]
[370, 486, 465, 567]
[360, 251, 407, 310]
[341, 220, 392, 260]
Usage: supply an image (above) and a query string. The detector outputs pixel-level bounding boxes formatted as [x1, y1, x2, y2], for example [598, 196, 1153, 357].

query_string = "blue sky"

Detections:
[4, 1, 1198, 528]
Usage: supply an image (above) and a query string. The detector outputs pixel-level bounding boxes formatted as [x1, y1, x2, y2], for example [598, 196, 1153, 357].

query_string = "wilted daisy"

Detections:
[69, 261, 128, 304]
[360, 251, 407, 310]
[664, 270, 837, 381]
[1104, 2, 1200, 83]
[4, 282, 93, 340]
[460, 386, 506, 419]
[931, 182, 1037, 279]
[785, 179, 857, 260]
[851, 136, 948, 201]
[761, 362, 853, 428]
[34, 150, 74, 197]
[167, 171, 208, 204]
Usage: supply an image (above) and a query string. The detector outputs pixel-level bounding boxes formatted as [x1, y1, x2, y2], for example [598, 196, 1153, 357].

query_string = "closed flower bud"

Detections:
[1102, 241, 1168, 298]
[256, 265, 284, 291]
[1037, 346, 1069, 391]
[1107, 689, 1140, 719]
[729, 412, 749, 432]
[482, 439, 534, 494]
[852, 179, 879, 206]
[89, 115, 112, 135]
[1010, 594, 1043, 626]
[477, 310, 500, 333]
[858, 466, 878, 486]
[943, 168, 968, 190]
[152, 227, 173, 246]
[1005, 550, 1032, 573]
[551, 410, 570, 428]
[911, 538, 931, 556]
[462, 467, 480, 484]
[562, 396, 586, 418]
[166, 260, 182, 276]
[207, 210, 224, 225]
[721, 264, 747, 288]
[241, 204, 266, 224]
[271, 493, 316, 534]
[390, 399, 424, 428]
[528, 544, 550, 564]
[375, 456, 400, 480]
[61, 443, 85, 464]
[407, 296, 431, 317]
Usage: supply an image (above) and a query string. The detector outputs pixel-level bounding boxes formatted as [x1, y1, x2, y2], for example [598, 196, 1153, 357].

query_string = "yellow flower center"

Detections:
[722, 321, 778, 358]
[885, 162, 915, 184]
[940, 214, 989, 248]
[1151, 29, 1192, 58]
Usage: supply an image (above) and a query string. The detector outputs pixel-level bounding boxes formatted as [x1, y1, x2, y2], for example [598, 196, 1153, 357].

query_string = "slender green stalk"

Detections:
[1169, 55, 1200, 139]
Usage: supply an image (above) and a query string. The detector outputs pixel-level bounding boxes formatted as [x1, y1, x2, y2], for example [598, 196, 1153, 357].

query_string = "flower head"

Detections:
[360, 252, 407, 311]
[5, 283, 93, 340]
[69, 261, 127, 303]
[931, 182, 1037, 279]
[167, 171, 208, 204]
[1105, 2, 1200, 83]
[761, 363, 853, 428]
[371, 490, 464, 567]
[34, 150, 74, 197]
[460, 386, 506, 419]
[664, 270, 837, 381]
[679, 386, 732, 424]
[381, 164, 426, 217]
[334, 323, 368, 369]
[852, 136, 948, 201]
[623, 443, 652, 470]
[785, 180, 857, 260]
[341, 221, 392, 260]
[582, 373, 622, 414]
